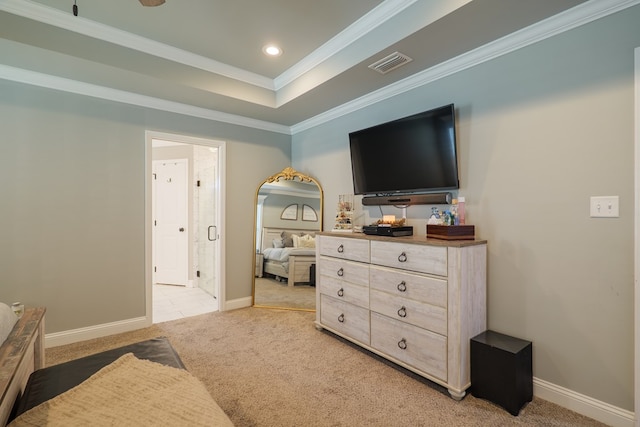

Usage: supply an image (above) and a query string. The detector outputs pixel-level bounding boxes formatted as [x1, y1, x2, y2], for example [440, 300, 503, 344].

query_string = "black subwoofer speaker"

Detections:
[470, 330, 533, 416]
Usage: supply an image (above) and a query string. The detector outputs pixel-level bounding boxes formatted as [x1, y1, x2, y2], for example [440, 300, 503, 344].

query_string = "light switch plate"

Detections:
[590, 196, 619, 218]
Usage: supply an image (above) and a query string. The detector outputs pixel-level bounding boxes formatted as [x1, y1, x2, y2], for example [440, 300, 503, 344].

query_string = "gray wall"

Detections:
[293, 7, 639, 411]
[0, 81, 291, 331]
[0, 3, 637, 413]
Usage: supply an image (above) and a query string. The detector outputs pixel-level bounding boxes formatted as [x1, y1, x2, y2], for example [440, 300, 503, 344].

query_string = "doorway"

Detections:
[146, 131, 226, 323]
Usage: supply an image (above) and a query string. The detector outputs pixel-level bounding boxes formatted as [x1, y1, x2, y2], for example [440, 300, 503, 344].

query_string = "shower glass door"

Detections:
[194, 146, 219, 300]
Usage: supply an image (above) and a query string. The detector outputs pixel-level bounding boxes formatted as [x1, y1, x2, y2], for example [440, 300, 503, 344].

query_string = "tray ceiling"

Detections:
[0, 0, 610, 132]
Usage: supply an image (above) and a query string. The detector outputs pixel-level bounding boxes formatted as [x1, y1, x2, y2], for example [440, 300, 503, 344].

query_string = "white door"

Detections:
[153, 159, 189, 286]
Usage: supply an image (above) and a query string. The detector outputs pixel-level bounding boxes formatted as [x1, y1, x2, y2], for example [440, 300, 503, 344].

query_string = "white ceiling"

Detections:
[1, 0, 626, 133]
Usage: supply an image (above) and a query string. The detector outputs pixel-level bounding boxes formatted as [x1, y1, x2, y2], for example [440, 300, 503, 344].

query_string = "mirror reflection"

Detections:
[253, 167, 323, 311]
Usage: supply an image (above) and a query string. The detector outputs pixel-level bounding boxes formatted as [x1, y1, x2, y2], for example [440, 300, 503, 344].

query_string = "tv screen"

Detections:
[349, 104, 459, 196]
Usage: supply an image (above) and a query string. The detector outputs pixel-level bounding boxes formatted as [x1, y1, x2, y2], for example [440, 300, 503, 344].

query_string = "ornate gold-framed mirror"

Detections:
[252, 167, 323, 311]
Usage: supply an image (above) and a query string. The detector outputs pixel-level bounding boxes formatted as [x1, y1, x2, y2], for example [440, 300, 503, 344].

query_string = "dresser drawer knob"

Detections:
[337, 288, 344, 297]
[337, 268, 344, 277]
[398, 252, 407, 262]
[398, 338, 407, 350]
[397, 281, 407, 292]
[338, 313, 345, 323]
[397, 306, 407, 318]
[337, 244, 344, 253]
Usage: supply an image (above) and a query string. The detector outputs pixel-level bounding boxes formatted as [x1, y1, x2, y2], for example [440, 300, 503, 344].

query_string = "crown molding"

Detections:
[0, 0, 275, 90]
[273, 0, 418, 91]
[2, 0, 637, 136]
[0, 0, 421, 98]
[274, 0, 473, 107]
[0, 64, 291, 134]
[291, 0, 640, 134]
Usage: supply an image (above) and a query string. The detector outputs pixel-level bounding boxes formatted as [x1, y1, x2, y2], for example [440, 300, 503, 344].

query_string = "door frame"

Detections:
[634, 46, 639, 427]
[145, 131, 227, 322]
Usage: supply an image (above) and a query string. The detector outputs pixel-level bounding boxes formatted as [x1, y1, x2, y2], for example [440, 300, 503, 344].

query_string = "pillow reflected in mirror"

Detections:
[281, 231, 295, 247]
[293, 234, 315, 248]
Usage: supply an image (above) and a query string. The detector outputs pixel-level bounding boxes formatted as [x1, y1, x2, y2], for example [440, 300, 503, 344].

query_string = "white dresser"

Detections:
[315, 232, 487, 399]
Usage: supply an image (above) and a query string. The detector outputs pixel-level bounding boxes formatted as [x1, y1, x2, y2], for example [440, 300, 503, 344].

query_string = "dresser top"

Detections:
[317, 231, 487, 247]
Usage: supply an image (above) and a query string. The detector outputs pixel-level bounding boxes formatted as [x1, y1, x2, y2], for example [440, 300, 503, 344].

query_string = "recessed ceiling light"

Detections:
[262, 45, 282, 57]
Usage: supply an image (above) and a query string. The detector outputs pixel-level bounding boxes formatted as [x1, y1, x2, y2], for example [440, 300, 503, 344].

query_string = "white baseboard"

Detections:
[223, 296, 252, 311]
[45, 316, 151, 348]
[44, 298, 252, 348]
[534, 377, 635, 427]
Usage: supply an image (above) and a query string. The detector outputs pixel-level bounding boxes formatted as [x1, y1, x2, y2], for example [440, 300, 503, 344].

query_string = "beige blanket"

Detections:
[9, 353, 234, 427]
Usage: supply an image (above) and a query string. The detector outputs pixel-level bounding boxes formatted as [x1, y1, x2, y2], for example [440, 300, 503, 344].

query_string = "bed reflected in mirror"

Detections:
[252, 167, 323, 311]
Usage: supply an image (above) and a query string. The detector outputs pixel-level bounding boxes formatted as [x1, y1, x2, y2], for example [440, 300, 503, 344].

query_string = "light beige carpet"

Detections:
[46, 308, 607, 427]
[254, 277, 315, 310]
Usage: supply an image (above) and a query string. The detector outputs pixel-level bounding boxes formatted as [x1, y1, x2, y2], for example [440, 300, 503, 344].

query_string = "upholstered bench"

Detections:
[12, 337, 185, 420]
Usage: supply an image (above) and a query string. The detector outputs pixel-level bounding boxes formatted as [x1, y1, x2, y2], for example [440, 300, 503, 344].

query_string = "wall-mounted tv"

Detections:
[349, 104, 459, 196]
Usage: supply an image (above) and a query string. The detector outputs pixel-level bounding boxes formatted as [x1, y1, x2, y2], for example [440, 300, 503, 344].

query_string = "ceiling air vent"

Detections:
[368, 52, 413, 75]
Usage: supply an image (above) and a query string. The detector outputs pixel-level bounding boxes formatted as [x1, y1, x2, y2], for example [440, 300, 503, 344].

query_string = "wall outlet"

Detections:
[590, 196, 619, 218]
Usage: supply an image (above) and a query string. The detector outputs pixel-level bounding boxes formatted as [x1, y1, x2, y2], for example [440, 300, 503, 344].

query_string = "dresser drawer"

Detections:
[319, 275, 369, 308]
[369, 266, 447, 308]
[371, 312, 447, 381]
[320, 295, 370, 345]
[319, 235, 370, 262]
[370, 290, 447, 336]
[318, 256, 369, 287]
[370, 240, 447, 276]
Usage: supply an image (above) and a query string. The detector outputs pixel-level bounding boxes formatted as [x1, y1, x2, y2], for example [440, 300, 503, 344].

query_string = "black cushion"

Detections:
[13, 337, 185, 419]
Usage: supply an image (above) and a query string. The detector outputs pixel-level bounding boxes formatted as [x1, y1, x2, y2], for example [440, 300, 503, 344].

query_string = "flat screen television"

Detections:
[349, 104, 459, 196]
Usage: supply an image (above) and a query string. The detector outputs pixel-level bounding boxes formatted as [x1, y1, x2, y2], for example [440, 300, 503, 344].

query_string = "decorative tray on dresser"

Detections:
[315, 232, 487, 400]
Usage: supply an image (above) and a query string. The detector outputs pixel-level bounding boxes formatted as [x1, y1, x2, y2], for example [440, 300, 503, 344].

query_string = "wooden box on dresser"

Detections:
[315, 232, 486, 399]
